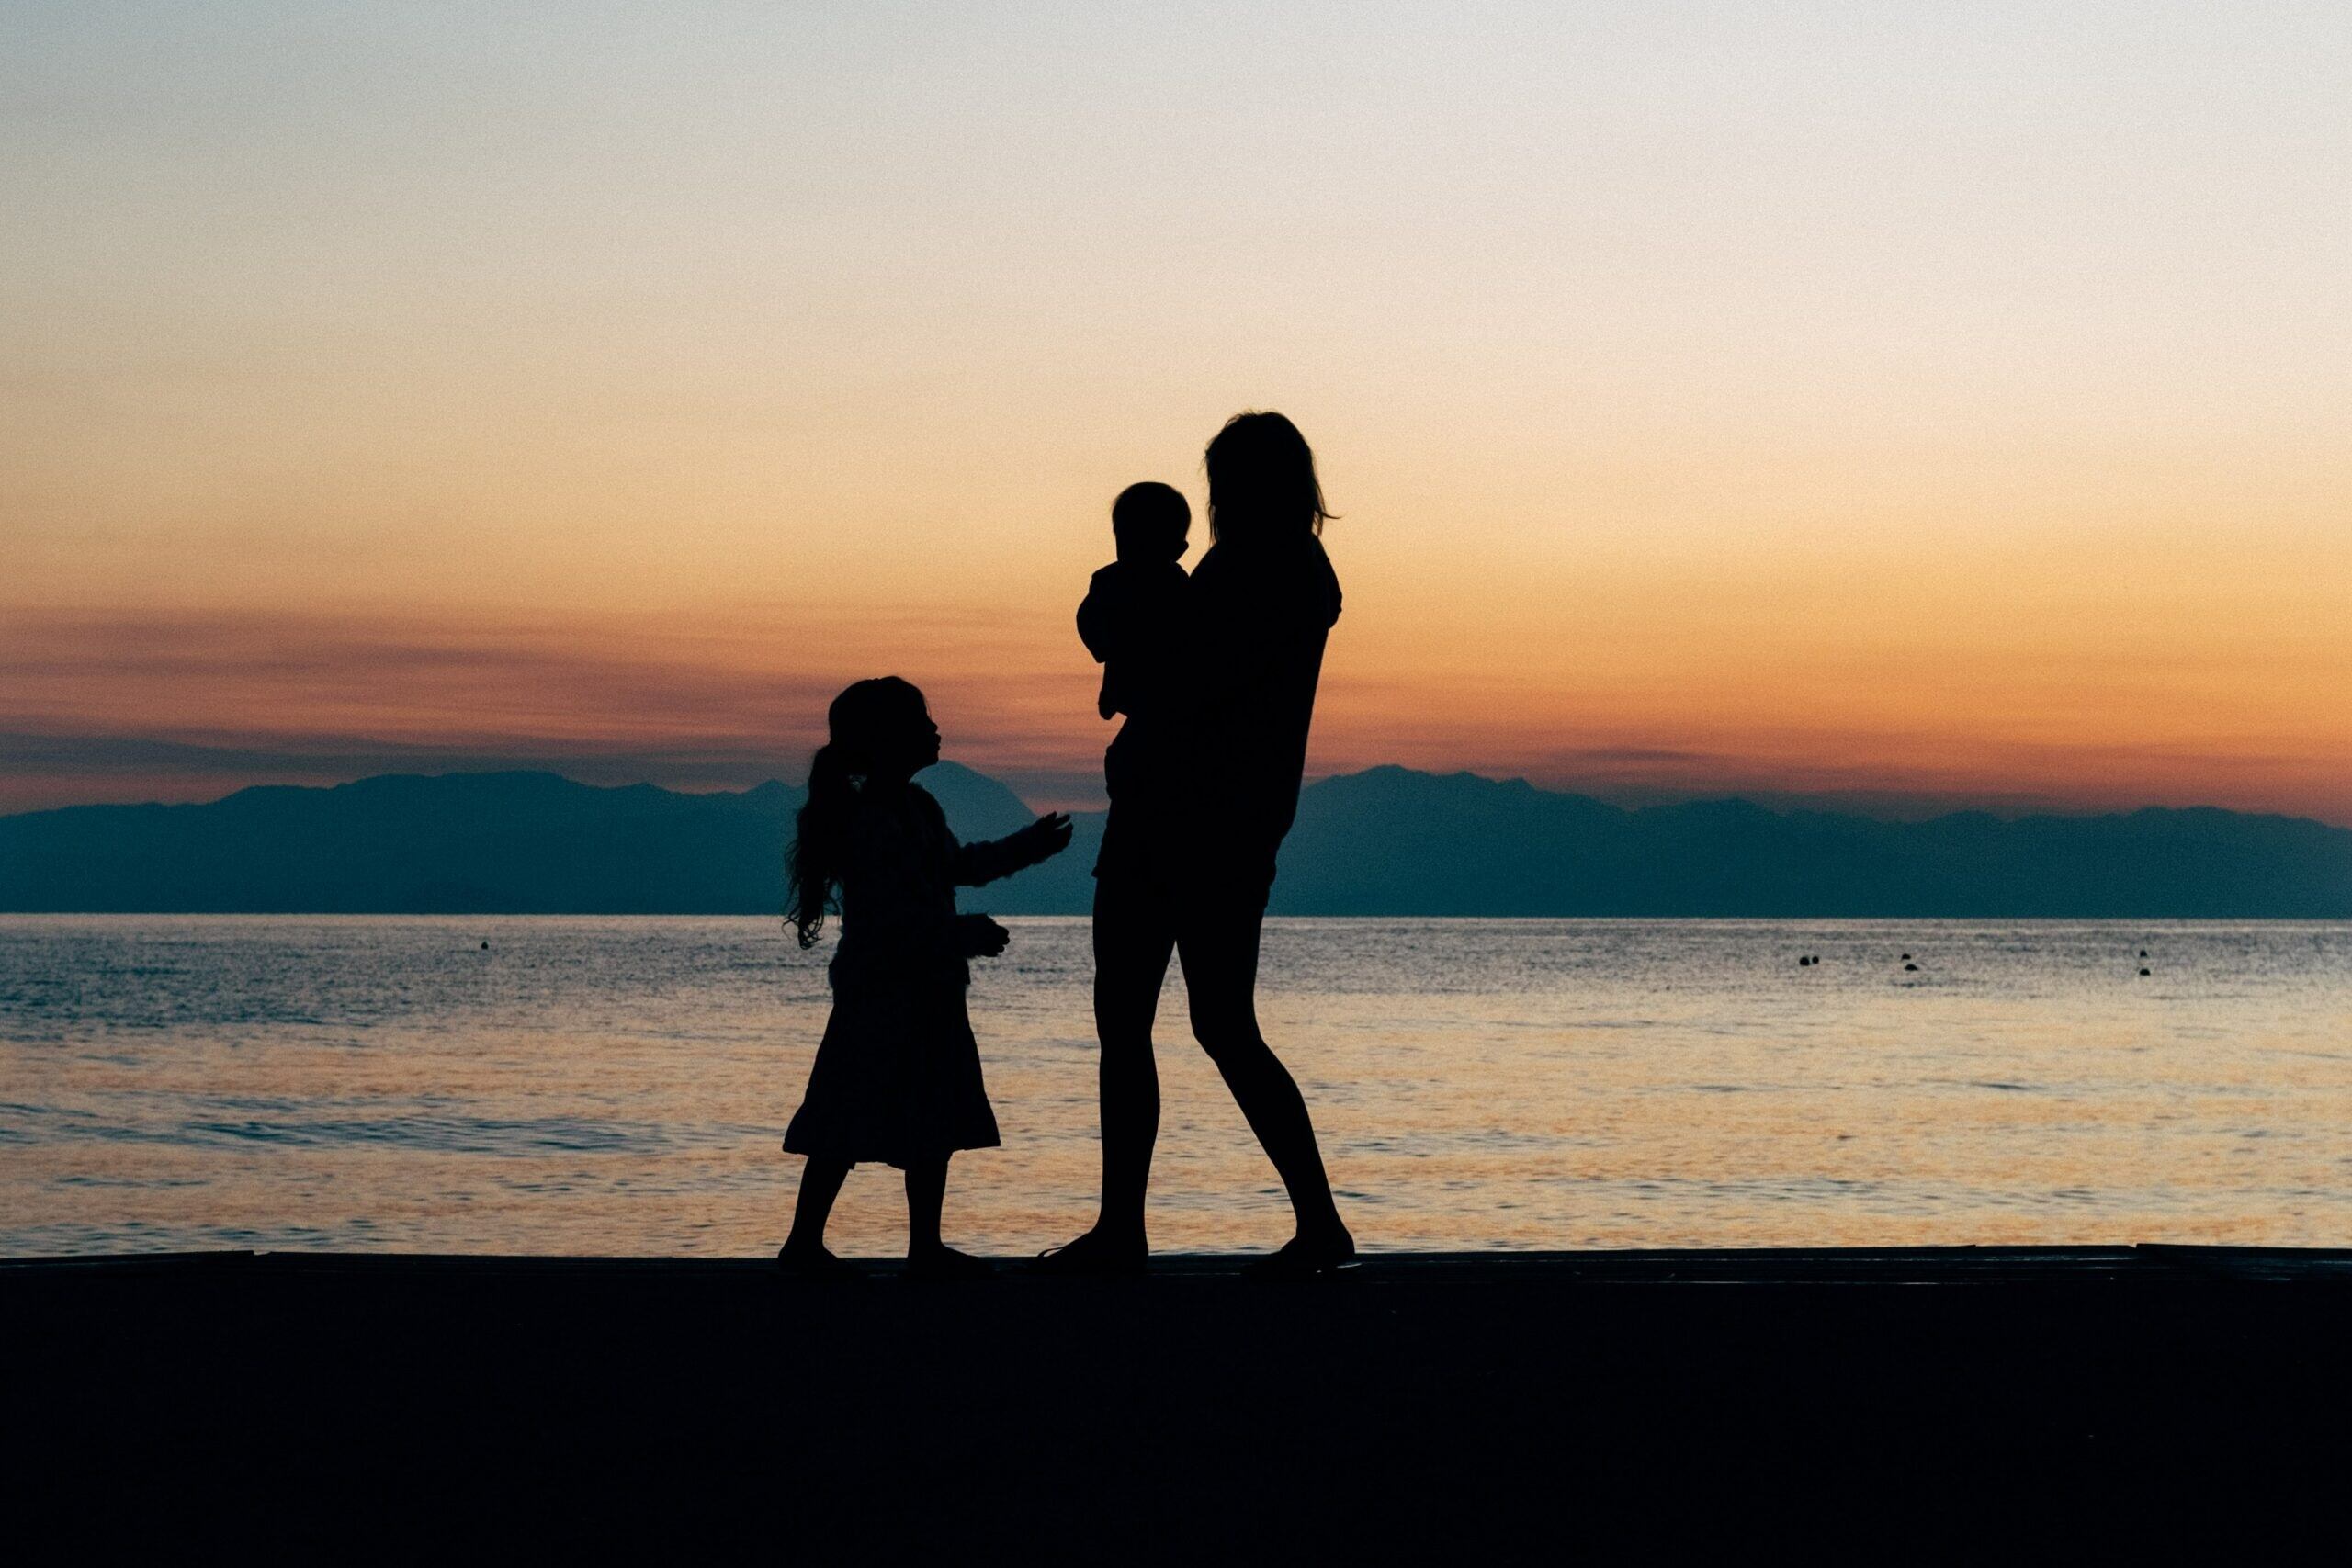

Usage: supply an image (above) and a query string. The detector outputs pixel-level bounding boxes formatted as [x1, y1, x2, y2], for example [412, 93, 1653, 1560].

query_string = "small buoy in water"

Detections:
[2138, 949, 2148, 958]
[2139, 967, 2151, 976]
[481, 941, 490, 951]
[1904, 962, 1919, 972]
[1900, 953, 1912, 961]
[1798, 955, 1811, 966]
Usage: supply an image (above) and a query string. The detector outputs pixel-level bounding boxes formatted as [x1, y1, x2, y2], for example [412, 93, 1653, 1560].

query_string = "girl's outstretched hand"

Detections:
[1015, 812, 1075, 866]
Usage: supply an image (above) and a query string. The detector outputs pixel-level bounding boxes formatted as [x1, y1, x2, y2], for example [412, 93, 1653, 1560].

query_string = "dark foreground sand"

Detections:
[7, 1247, 2347, 1552]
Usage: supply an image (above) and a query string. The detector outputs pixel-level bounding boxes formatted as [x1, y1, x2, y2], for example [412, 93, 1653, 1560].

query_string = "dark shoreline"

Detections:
[9, 1246, 2346, 1549]
[10, 1239, 2352, 1280]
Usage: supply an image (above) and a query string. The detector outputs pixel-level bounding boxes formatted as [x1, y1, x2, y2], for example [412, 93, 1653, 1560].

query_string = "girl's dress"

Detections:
[784, 783, 1031, 1168]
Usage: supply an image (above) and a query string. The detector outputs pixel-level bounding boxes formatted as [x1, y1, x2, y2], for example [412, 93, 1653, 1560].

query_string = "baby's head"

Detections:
[1111, 481, 1190, 563]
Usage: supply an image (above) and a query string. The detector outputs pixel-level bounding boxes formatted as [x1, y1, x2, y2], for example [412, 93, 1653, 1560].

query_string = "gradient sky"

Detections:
[6, 3, 2347, 820]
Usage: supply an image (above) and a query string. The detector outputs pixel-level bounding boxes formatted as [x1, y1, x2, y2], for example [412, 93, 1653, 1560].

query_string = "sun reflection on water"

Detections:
[2, 915, 2346, 1257]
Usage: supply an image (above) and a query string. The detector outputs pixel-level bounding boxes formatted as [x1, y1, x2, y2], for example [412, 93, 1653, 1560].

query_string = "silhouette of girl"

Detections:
[1043, 412, 1356, 1276]
[779, 676, 1072, 1278]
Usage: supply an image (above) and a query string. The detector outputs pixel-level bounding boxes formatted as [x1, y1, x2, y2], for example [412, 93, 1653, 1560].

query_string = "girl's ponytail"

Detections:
[786, 741, 854, 948]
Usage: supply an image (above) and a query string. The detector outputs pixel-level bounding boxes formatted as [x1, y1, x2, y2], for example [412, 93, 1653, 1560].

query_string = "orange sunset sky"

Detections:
[5, 5, 2347, 822]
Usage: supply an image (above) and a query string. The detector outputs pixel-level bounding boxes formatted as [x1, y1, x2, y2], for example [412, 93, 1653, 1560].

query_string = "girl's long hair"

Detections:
[785, 676, 925, 948]
[1205, 410, 1333, 543]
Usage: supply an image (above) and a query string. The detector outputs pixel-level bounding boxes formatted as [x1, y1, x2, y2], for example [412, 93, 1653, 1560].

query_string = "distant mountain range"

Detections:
[2, 763, 2346, 917]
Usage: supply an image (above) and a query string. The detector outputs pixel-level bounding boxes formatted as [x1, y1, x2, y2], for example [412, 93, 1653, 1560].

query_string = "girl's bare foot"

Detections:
[1025, 1228, 1148, 1277]
[904, 1245, 994, 1281]
[1241, 1226, 1357, 1280]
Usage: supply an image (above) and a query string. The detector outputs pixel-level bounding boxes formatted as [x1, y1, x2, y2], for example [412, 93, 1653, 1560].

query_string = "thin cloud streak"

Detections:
[5, 606, 2346, 825]
[0, 603, 1110, 812]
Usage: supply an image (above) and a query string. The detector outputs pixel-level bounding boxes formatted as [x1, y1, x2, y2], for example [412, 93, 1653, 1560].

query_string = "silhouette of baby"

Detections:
[1077, 481, 1189, 723]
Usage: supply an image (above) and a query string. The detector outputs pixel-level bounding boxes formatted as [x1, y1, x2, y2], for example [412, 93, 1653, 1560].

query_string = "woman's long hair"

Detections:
[785, 676, 926, 948]
[1205, 410, 1333, 543]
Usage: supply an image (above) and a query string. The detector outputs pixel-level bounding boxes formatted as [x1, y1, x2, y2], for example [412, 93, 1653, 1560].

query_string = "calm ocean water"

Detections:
[2, 915, 2346, 1257]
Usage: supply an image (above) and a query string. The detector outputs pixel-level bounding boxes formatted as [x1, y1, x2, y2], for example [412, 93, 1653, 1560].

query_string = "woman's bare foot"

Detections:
[904, 1245, 994, 1281]
[1025, 1228, 1148, 1277]
[1241, 1225, 1357, 1279]
[775, 1242, 864, 1280]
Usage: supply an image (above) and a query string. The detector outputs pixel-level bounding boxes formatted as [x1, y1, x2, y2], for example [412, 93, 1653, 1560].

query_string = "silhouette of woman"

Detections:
[1042, 412, 1355, 1276]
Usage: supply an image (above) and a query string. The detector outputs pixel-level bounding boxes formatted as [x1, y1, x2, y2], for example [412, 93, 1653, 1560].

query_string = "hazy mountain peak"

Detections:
[2, 761, 2345, 916]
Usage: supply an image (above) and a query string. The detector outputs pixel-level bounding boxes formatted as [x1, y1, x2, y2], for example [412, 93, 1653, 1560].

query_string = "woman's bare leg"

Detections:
[1092, 878, 1176, 1247]
[1033, 879, 1173, 1271]
[1181, 901, 1350, 1248]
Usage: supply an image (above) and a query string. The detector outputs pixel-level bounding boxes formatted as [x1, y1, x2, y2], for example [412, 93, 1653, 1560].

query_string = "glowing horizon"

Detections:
[6, 5, 2346, 823]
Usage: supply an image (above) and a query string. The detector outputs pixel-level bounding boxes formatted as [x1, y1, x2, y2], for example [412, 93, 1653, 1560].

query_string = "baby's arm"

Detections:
[1076, 563, 1125, 665]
